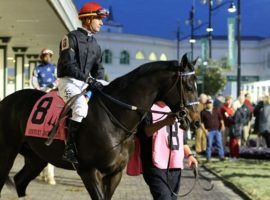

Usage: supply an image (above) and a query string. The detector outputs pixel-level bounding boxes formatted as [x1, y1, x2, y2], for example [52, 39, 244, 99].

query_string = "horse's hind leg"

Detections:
[14, 145, 47, 197]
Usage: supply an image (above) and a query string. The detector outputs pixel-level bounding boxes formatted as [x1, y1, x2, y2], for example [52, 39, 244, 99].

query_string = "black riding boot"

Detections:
[62, 120, 80, 164]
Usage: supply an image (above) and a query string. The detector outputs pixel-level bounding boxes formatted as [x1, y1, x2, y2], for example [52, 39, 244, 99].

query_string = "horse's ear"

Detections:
[180, 53, 189, 69]
[192, 57, 199, 70]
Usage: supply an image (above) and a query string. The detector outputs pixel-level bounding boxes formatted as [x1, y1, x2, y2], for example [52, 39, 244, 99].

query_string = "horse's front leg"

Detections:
[103, 170, 123, 200]
[77, 168, 104, 200]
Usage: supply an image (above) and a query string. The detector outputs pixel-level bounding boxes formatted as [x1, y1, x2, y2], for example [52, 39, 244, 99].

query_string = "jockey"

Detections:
[57, 2, 109, 164]
[31, 49, 57, 92]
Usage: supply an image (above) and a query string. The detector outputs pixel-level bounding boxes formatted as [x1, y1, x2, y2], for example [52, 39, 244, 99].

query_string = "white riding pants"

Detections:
[58, 77, 108, 122]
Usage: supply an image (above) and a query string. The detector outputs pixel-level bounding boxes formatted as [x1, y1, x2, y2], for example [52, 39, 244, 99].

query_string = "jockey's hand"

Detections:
[87, 77, 103, 91]
[187, 155, 198, 169]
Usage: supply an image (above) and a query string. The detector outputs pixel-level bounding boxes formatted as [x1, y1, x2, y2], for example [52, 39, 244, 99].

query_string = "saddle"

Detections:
[25, 91, 68, 141]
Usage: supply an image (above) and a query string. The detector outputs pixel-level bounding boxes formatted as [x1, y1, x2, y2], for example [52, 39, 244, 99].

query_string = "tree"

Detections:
[196, 59, 227, 96]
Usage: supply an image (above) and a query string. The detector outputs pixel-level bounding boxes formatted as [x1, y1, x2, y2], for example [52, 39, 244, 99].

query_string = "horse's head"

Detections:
[160, 54, 200, 130]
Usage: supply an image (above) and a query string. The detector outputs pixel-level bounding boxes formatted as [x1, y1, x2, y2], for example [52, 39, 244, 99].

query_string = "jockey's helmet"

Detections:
[78, 2, 109, 19]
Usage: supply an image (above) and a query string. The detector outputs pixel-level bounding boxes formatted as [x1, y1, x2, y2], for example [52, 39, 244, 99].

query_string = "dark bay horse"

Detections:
[0, 54, 200, 199]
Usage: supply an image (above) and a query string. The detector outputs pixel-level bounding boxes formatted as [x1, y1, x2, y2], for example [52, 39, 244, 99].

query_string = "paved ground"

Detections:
[1, 156, 244, 200]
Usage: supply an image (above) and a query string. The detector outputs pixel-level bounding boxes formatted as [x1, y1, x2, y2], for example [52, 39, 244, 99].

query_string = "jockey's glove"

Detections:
[87, 77, 103, 91]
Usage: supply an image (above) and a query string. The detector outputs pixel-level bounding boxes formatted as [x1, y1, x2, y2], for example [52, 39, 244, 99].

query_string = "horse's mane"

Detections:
[106, 60, 179, 90]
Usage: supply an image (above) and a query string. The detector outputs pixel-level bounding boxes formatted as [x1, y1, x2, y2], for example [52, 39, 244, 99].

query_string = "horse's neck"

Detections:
[104, 76, 160, 110]
[100, 75, 163, 129]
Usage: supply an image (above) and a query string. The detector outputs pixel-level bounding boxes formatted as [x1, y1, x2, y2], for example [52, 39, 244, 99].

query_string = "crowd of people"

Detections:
[195, 92, 270, 161]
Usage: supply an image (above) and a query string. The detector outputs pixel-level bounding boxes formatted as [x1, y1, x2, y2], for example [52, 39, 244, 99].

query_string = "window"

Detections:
[120, 50, 130, 64]
[149, 52, 157, 61]
[135, 51, 145, 60]
[160, 53, 168, 61]
[102, 49, 112, 64]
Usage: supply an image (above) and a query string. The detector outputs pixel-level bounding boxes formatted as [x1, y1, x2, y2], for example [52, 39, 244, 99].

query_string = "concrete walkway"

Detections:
[1, 156, 244, 200]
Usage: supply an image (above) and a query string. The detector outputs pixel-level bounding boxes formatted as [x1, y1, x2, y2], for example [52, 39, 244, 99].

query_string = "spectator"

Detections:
[201, 98, 225, 162]
[214, 94, 225, 110]
[258, 95, 270, 147]
[254, 99, 265, 147]
[220, 96, 234, 148]
[229, 102, 247, 160]
[195, 93, 207, 154]
[233, 92, 245, 110]
[138, 101, 197, 200]
[31, 49, 57, 92]
[242, 93, 254, 145]
[233, 93, 250, 146]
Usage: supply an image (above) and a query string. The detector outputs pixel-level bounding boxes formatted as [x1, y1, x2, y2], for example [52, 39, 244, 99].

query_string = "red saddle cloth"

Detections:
[25, 91, 67, 141]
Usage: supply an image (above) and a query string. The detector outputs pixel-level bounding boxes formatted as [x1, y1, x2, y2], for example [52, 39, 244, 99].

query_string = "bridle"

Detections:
[161, 70, 199, 128]
[162, 70, 199, 108]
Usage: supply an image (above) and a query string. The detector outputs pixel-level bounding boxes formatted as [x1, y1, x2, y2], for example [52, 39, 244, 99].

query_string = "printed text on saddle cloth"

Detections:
[25, 91, 67, 140]
[152, 104, 184, 169]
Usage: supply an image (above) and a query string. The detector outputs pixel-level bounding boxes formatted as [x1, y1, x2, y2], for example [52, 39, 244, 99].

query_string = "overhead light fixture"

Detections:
[206, 27, 214, 32]
[228, 2, 237, 13]
[7, 57, 14, 60]
[189, 39, 196, 43]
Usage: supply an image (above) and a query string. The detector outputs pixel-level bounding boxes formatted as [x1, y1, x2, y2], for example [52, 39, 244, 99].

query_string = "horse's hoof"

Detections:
[47, 178, 56, 185]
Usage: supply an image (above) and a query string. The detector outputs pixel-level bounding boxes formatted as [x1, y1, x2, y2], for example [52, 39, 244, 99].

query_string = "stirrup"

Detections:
[62, 152, 78, 164]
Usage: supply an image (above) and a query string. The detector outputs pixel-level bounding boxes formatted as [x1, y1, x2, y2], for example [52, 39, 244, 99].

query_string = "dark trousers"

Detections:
[142, 167, 181, 200]
[262, 131, 270, 148]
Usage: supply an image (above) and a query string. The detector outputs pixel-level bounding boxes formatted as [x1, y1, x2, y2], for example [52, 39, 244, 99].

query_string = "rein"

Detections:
[46, 70, 199, 151]
[166, 126, 214, 197]
[94, 70, 199, 152]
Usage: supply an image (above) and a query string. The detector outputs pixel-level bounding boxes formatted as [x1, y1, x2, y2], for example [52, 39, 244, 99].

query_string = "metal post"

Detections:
[190, 5, 195, 61]
[177, 24, 180, 61]
[236, 0, 241, 96]
[202, 68, 205, 93]
[208, 0, 213, 59]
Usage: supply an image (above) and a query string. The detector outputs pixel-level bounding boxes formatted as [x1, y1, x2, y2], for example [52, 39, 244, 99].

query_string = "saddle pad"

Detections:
[25, 91, 67, 140]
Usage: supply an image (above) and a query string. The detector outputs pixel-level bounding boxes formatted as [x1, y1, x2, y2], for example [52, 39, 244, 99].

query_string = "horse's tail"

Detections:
[5, 176, 16, 192]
